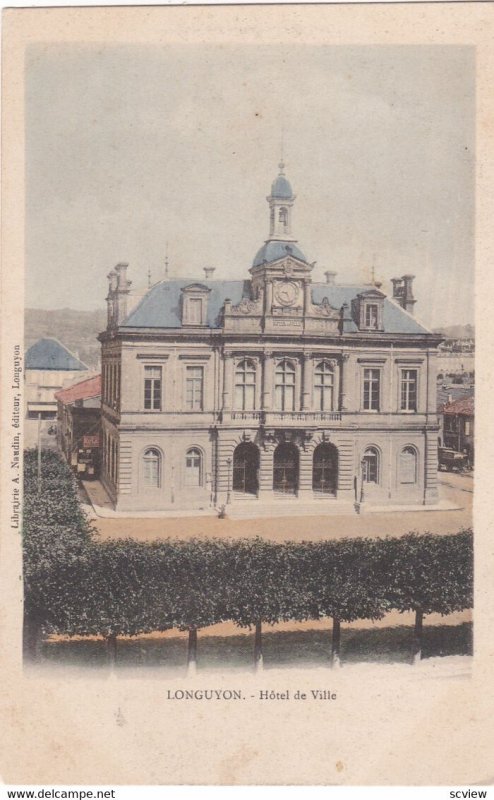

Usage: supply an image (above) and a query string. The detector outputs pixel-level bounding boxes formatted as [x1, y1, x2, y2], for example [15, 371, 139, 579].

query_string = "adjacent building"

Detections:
[56, 374, 102, 478]
[99, 164, 442, 512]
[440, 394, 474, 466]
[24, 337, 89, 448]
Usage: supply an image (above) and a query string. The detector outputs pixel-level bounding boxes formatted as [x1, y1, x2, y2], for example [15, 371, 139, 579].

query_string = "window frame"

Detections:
[362, 446, 380, 484]
[313, 360, 335, 411]
[398, 446, 418, 485]
[185, 365, 205, 411]
[362, 367, 381, 412]
[184, 447, 203, 487]
[142, 447, 162, 490]
[143, 365, 163, 412]
[234, 358, 257, 411]
[274, 359, 296, 412]
[400, 368, 418, 413]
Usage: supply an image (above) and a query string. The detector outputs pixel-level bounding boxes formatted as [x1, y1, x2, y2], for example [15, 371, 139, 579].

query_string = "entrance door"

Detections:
[273, 442, 299, 495]
[312, 443, 338, 495]
[233, 442, 259, 495]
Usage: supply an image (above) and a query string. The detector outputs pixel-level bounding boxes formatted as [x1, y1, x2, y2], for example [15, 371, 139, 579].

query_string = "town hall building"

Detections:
[99, 164, 441, 512]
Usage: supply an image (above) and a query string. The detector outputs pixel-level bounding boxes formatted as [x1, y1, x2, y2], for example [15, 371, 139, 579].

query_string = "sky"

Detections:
[26, 44, 475, 328]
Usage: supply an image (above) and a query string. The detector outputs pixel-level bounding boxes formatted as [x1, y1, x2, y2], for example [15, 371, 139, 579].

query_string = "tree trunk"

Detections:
[23, 613, 43, 663]
[412, 608, 423, 664]
[106, 633, 117, 668]
[254, 620, 263, 671]
[331, 617, 341, 668]
[187, 628, 198, 675]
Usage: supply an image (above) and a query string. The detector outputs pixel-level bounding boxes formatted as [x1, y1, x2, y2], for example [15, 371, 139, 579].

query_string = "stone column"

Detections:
[265, 280, 273, 315]
[222, 353, 234, 411]
[302, 353, 313, 411]
[262, 351, 274, 411]
[339, 354, 349, 411]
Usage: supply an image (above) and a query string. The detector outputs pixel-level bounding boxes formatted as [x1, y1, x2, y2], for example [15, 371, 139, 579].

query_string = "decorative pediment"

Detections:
[182, 283, 211, 294]
[357, 288, 386, 300]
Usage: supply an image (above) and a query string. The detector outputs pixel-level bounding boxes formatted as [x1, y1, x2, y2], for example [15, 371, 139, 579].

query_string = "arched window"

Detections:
[143, 448, 161, 488]
[362, 447, 379, 484]
[399, 446, 417, 484]
[275, 360, 296, 411]
[314, 361, 334, 411]
[279, 207, 288, 226]
[234, 359, 256, 411]
[185, 447, 202, 487]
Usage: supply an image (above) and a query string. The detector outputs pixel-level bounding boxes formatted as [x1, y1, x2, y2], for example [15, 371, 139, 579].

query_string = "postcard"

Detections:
[1, 3, 493, 787]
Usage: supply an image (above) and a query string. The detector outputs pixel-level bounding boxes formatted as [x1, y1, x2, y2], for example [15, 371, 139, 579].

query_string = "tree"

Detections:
[382, 530, 473, 663]
[226, 538, 299, 670]
[150, 539, 231, 673]
[302, 538, 389, 667]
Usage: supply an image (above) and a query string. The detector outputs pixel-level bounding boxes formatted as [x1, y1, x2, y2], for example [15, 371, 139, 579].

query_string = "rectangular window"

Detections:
[144, 366, 162, 410]
[365, 304, 379, 329]
[186, 366, 204, 410]
[363, 368, 380, 411]
[464, 420, 471, 436]
[188, 298, 202, 324]
[400, 369, 417, 411]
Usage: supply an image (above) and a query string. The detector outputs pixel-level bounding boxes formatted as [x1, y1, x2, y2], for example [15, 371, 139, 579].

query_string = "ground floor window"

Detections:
[143, 447, 161, 488]
[362, 447, 379, 484]
[233, 442, 259, 495]
[399, 446, 417, 484]
[273, 442, 298, 494]
[185, 447, 202, 487]
[313, 443, 338, 495]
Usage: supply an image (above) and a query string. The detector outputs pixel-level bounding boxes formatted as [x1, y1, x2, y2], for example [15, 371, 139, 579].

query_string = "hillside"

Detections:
[25, 308, 106, 370]
[433, 323, 475, 340]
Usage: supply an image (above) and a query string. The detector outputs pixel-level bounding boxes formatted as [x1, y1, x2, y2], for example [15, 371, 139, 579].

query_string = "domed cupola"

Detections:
[252, 161, 307, 267]
[271, 165, 293, 200]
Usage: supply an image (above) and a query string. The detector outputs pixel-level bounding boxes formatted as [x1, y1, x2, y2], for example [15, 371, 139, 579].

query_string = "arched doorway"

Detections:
[233, 442, 259, 496]
[312, 443, 338, 496]
[273, 442, 299, 495]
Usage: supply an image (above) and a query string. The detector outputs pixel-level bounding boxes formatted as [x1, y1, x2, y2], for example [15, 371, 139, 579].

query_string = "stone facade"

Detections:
[99, 166, 442, 513]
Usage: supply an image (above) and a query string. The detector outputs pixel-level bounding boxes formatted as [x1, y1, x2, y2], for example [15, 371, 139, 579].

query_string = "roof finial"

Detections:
[147, 267, 152, 288]
[279, 127, 285, 174]
[164, 241, 169, 279]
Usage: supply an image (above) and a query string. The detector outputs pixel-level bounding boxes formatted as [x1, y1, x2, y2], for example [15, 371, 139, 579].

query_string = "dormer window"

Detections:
[365, 304, 379, 329]
[181, 283, 211, 327]
[354, 290, 385, 331]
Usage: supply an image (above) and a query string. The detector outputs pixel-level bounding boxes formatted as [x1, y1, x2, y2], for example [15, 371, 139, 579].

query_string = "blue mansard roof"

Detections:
[121, 279, 431, 335]
[25, 338, 88, 371]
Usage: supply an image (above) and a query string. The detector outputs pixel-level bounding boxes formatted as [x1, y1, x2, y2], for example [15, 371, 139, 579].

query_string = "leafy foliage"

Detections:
[22, 453, 473, 654]
[380, 529, 473, 616]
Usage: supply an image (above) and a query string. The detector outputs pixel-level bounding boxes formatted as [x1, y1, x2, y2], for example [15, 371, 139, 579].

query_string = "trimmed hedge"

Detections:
[23, 450, 473, 667]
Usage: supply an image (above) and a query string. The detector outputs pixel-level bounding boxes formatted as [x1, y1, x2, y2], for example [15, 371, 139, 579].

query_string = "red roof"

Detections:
[55, 374, 101, 404]
[441, 394, 474, 416]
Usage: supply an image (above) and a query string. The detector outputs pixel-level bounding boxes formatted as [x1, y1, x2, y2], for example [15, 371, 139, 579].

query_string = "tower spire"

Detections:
[164, 242, 169, 279]
[279, 128, 285, 174]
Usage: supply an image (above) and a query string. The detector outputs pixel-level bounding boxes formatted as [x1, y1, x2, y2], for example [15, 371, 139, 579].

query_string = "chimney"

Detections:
[107, 263, 132, 326]
[324, 270, 337, 285]
[204, 267, 215, 280]
[107, 270, 118, 292]
[391, 274, 416, 315]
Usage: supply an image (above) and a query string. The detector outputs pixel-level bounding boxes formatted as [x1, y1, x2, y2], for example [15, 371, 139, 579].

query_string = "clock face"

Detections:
[274, 281, 299, 307]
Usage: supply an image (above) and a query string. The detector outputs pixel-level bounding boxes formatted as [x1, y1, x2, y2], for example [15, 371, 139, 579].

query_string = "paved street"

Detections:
[87, 471, 472, 543]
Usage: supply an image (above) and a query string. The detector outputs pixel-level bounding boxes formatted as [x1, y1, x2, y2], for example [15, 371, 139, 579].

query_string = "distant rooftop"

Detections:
[441, 395, 474, 416]
[55, 374, 101, 404]
[25, 338, 88, 371]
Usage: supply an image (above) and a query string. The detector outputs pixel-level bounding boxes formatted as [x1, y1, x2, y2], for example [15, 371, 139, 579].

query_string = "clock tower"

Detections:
[250, 163, 313, 325]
